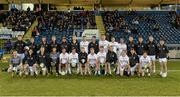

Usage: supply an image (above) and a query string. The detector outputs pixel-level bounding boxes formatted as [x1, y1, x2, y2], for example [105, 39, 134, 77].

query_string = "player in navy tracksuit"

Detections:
[136, 36, 147, 58]
[36, 46, 50, 76]
[127, 36, 137, 55]
[39, 37, 49, 53]
[59, 37, 69, 53]
[70, 35, 80, 53]
[106, 46, 118, 75]
[27, 37, 38, 55]
[49, 36, 59, 53]
[23, 49, 37, 76]
[13, 35, 26, 60]
[88, 36, 99, 54]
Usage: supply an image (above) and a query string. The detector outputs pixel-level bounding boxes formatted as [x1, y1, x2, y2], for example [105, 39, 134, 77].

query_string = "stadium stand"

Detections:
[0, 10, 36, 38]
[32, 11, 97, 44]
[102, 11, 180, 44]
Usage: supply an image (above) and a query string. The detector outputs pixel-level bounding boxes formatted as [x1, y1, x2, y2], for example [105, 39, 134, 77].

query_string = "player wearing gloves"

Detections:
[117, 50, 130, 76]
[87, 48, 99, 75]
[139, 52, 152, 77]
[69, 48, 79, 74]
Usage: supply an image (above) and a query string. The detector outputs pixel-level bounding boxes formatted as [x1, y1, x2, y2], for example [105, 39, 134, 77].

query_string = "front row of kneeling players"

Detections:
[8, 43, 168, 78]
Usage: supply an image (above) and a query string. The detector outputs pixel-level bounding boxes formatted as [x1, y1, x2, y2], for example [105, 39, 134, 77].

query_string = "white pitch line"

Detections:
[156, 70, 180, 72]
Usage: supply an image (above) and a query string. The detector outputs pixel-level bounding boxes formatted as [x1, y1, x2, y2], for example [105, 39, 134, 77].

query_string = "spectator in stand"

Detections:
[3, 10, 36, 31]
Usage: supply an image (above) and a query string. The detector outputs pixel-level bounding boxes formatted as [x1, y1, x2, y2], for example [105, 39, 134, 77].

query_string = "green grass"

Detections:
[0, 60, 180, 96]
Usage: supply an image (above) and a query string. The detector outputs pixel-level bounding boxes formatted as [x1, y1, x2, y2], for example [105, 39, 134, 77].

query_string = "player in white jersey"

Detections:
[99, 34, 109, 52]
[117, 50, 130, 76]
[69, 48, 79, 74]
[80, 36, 89, 53]
[59, 48, 69, 75]
[117, 38, 127, 57]
[109, 37, 119, 53]
[139, 52, 152, 77]
[87, 48, 99, 75]
[97, 46, 106, 74]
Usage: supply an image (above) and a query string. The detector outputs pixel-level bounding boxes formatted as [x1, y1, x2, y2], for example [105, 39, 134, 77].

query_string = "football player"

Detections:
[139, 51, 152, 77]
[59, 48, 69, 75]
[80, 36, 89, 53]
[49, 47, 59, 75]
[128, 48, 139, 76]
[13, 35, 26, 60]
[88, 36, 99, 54]
[127, 36, 137, 55]
[36, 46, 50, 76]
[23, 49, 37, 76]
[117, 38, 127, 57]
[87, 48, 99, 75]
[146, 35, 158, 73]
[109, 37, 119, 53]
[97, 46, 107, 75]
[99, 34, 109, 53]
[105, 46, 118, 75]
[117, 50, 130, 76]
[70, 35, 80, 53]
[136, 35, 146, 58]
[69, 48, 79, 74]
[78, 47, 88, 75]
[8, 50, 23, 77]
[157, 38, 169, 77]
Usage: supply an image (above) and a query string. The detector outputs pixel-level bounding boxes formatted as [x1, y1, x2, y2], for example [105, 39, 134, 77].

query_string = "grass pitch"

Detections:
[0, 60, 180, 96]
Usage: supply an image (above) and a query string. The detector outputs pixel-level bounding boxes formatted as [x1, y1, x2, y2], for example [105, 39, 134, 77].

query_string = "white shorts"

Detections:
[141, 64, 149, 69]
[149, 55, 156, 61]
[29, 66, 34, 73]
[9, 65, 21, 72]
[90, 64, 96, 68]
[13, 66, 20, 72]
[130, 64, 138, 72]
[159, 58, 167, 63]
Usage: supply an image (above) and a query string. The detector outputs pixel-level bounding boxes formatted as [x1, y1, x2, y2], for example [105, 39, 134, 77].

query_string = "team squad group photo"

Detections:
[8, 33, 169, 78]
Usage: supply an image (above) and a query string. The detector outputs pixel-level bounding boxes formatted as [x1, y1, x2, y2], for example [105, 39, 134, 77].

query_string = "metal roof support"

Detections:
[159, 0, 164, 5]
[67, 0, 71, 4]
[129, 0, 133, 5]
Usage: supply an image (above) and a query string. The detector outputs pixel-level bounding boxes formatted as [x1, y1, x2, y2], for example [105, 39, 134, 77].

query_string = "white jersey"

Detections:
[97, 51, 106, 64]
[118, 55, 129, 67]
[140, 56, 151, 66]
[59, 53, 69, 64]
[109, 41, 119, 53]
[99, 40, 109, 52]
[80, 41, 89, 53]
[88, 53, 97, 65]
[118, 43, 127, 53]
[69, 53, 79, 64]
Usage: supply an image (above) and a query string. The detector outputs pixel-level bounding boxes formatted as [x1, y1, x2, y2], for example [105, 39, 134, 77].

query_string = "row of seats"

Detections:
[102, 11, 180, 44]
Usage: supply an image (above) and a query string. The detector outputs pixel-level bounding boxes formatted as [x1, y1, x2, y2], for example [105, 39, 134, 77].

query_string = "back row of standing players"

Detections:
[9, 34, 169, 77]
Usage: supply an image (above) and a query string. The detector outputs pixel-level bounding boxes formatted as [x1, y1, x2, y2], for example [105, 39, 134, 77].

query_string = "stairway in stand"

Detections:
[23, 18, 38, 41]
[95, 16, 106, 36]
